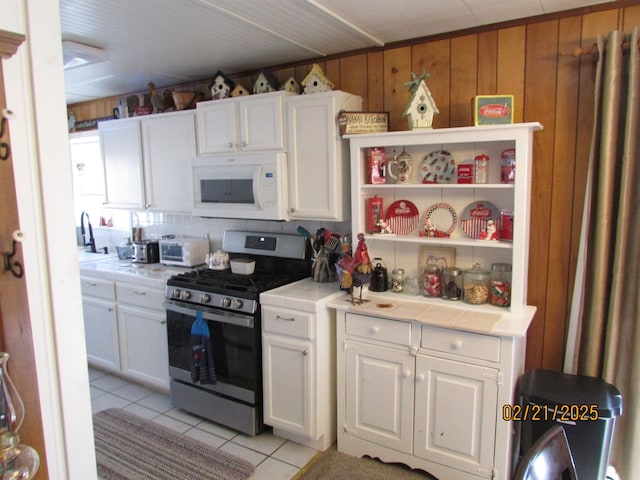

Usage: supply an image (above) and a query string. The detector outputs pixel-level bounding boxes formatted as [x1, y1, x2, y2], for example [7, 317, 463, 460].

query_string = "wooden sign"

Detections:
[338, 111, 388, 135]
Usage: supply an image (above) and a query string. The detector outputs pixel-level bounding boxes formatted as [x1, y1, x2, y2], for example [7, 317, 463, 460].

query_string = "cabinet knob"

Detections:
[402, 369, 411, 378]
[302, 350, 308, 356]
[226, 142, 233, 148]
[370, 326, 380, 334]
[145, 204, 151, 209]
[417, 373, 426, 382]
[240, 141, 247, 147]
[451, 340, 463, 350]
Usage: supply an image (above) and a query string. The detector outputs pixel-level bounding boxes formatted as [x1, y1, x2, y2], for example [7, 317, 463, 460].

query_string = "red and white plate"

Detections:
[460, 201, 500, 239]
[385, 200, 419, 236]
[423, 202, 457, 235]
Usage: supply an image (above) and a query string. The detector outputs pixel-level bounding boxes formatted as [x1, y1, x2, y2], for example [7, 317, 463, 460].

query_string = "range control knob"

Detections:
[222, 297, 232, 308]
[200, 294, 211, 304]
[172, 289, 181, 298]
[181, 290, 191, 300]
[233, 299, 244, 309]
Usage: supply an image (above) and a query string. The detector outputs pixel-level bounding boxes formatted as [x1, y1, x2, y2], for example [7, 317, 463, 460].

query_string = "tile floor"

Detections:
[89, 367, 318, 479]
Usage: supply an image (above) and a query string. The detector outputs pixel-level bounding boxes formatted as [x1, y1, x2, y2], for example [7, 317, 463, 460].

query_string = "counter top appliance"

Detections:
[131, 240, 160, 264]
[163, 230, 310, 435]
[159, 237, 209, 267]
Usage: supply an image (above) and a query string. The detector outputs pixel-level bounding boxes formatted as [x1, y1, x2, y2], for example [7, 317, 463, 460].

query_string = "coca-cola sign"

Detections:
[473, 95, 514, 125]
[479, 104, 511, 118]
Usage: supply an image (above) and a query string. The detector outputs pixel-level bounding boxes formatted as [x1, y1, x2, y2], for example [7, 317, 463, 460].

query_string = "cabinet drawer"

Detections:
[421, 325, 500, 362]
[262, 306, 314, 340]
[80, 277, 115, 301]
[345, 313, 411, 346]
[116, 283, 164, 310]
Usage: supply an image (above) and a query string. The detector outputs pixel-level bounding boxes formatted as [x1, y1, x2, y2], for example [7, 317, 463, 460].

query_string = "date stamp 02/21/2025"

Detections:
[502, 403, 600, 422]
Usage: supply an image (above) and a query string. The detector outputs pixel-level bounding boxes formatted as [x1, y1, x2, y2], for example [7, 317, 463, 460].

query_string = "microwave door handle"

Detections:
[253, 166, 265, 210]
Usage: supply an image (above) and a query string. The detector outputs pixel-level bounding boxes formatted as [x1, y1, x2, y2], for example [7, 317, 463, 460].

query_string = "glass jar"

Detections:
[463, 263, 490, 304]
[391, 268, 405, 293]
[474, 154, 490, 184]
[490, 262, 512, 307]
[404, 277, 420, 295]
[423, 264, 442, 297]
[500, 148, 516, 183]
[441, 267, 463, 300]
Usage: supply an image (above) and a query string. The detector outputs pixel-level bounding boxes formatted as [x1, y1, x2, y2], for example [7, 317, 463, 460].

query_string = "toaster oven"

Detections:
[159, 238, 209, 267]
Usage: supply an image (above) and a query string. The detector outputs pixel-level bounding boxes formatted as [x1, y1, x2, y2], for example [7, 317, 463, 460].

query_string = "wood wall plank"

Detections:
[522, 20, 559, 370]
[477, 30, 498, 95]
[340, 54, 368, 110]
[382, 46, 412, 131]
[366, 51, 384, 113]
[497, 27, 526, 123]
[450, 35, 478, 127]
[411, 39, 451, 128]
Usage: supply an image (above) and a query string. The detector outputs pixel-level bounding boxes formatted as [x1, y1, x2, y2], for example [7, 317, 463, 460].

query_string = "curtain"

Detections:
[565, 28, 640, 478]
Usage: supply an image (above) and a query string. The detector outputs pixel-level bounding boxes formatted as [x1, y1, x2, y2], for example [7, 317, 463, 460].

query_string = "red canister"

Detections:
[500, 209, 514, 241]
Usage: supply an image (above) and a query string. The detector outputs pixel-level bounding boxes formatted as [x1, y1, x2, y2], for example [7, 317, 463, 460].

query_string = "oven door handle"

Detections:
[163, 301, 254, 328]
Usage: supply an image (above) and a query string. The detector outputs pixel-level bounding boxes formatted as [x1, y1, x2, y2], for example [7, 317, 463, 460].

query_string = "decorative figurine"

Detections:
[301, 63, 334, 94]
[252, 70, 278, 94]
[403, 69, 439, 129]
[209, 71, 235, 100]
[231, 84, 251, 97]
[338, 233, 373, 304]
[279, 76, 300, 94]
[147, 82, 176, 113]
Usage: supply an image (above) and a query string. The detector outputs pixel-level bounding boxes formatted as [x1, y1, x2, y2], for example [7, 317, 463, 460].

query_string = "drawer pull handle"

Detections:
[133, 291, 146, 296]
[276, 315, 295, 322]
[451, 340, 463, 350]
[107, 308, 114, 312]
[86, 282, 98, 287]
[370, 326, 380, 334]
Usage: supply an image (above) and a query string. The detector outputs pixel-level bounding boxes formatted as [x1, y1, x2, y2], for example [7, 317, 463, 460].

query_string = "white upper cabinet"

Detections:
[100, 117, 144, 209]
[196, 91, 290, 154]
[286, 91, 362, 221]
[141, 110, 196, 213]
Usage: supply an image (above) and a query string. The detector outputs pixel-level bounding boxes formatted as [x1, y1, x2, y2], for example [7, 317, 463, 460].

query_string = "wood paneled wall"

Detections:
[69, 4, 640, 371]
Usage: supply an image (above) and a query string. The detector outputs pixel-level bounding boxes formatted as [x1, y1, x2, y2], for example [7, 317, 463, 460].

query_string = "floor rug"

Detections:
[93, 408, 255, 480]
[294, 446, 436, 480]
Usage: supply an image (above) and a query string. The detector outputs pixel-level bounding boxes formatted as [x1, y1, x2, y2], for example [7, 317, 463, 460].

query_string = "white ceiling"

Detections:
[60, 0, 614, 105]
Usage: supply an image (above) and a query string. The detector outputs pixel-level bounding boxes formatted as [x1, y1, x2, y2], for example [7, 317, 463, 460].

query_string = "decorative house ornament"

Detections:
[253, 70, 278, 94]
[279, 76, 300, 94]
[301, 64, 334, 94]
[403, 70, 439, 130]
[209, 71, 235, 100]
[231, 84, 251, 97]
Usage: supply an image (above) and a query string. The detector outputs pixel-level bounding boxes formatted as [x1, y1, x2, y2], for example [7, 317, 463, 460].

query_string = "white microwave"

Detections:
[159, 238, 210, 267]
[191, 152, 288, 220]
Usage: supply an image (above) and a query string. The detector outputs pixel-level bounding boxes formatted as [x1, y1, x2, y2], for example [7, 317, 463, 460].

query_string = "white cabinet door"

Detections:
[82, 296, 119, 371]
[99, 117, 144, 209]
[236, 93, 285, 151]
[196, 98, 236, 154]
[196, 92, 287, 155]
[286, 91, 361, 220]
[117, 304, 169, 390]
[344, 341, 414, 453]
[141, 110, 196, 213]
[414, 355, 498, 477]
[263, 334, 315, 438]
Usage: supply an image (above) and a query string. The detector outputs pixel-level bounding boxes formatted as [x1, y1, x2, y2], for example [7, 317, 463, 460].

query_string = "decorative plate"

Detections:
[385, 200, 419, 236]
[460, 201, 500, 240]
[423, 203, 457, 235]
[421, 150, 456, 184]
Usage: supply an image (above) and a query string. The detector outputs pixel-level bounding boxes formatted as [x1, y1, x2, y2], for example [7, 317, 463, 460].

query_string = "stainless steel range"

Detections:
[163, 231, 309, 435]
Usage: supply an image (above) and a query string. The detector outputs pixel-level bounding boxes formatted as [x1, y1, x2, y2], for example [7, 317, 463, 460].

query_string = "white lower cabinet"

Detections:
[337, 312, 518, 480]
[81, 274, 169, 391]
[81, 277, 119, 371]
[260, 280, 342, 450]
[116, 282, 169, 391]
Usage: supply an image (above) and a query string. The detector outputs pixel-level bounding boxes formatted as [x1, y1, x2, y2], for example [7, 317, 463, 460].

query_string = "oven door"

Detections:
[164, 300, 260, 404]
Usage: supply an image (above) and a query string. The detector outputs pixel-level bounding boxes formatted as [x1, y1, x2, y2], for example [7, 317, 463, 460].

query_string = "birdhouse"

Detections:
[301, 64, 334, 94]
[253, 70, 278, 94]
[279, 76, 300, 95]
[209, 71, 235, 100]
[231, 84, 251, 97]
[403, 79, 439, 129]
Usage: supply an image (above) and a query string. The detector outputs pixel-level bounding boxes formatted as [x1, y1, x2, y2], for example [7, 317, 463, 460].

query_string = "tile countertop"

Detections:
[261, 278, 347, 312]
[77, 250, 188, 289]
[328, 289, 536, 338]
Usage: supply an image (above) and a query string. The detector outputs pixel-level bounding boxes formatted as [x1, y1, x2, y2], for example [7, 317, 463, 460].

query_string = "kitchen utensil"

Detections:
[369, 258, 388, 292]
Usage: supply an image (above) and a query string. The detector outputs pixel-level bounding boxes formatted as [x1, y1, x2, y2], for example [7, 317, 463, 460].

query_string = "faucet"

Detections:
[80, 211, 97, 253]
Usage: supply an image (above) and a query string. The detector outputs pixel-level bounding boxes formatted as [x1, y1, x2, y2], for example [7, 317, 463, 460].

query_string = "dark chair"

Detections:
[513, 425, 578, 480]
